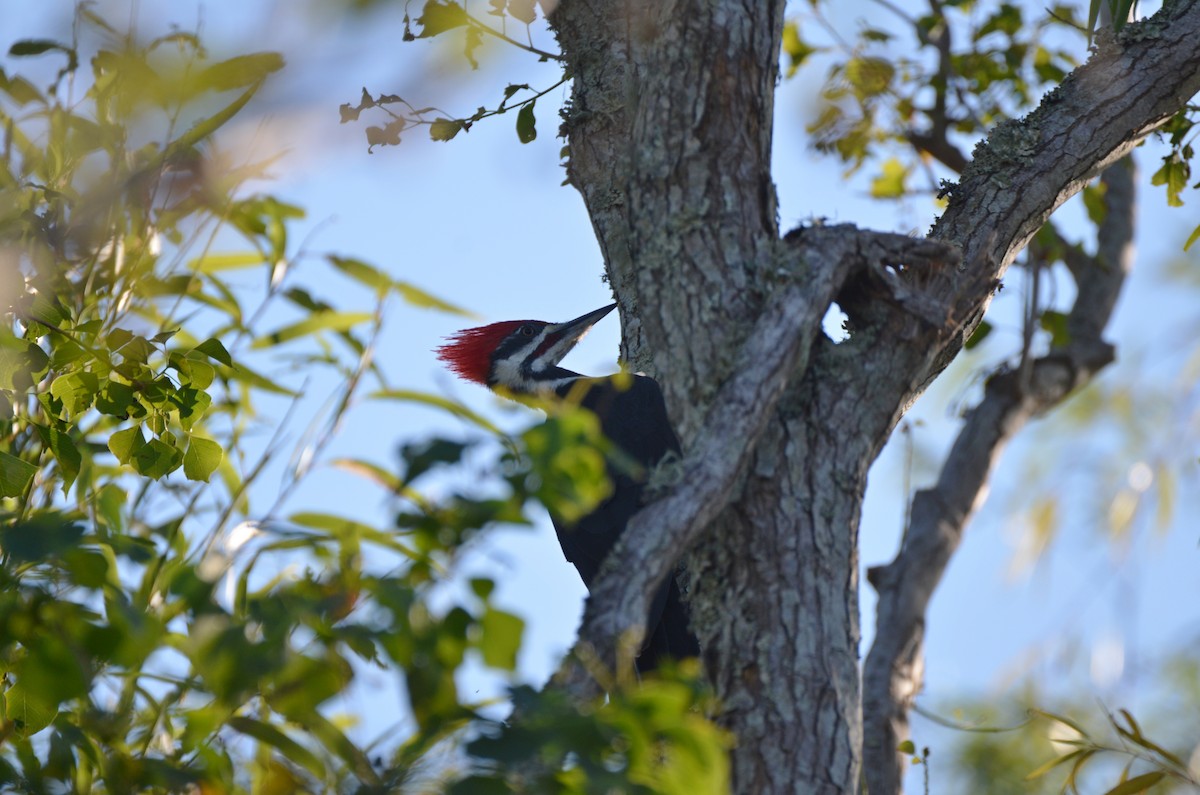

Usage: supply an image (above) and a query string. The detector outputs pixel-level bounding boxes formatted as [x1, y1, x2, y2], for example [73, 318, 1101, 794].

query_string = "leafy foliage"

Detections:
[1, 11, 727, 791]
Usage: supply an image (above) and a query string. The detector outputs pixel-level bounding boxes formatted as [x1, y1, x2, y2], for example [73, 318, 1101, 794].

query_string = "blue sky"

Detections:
[7, 0, 1199, 784]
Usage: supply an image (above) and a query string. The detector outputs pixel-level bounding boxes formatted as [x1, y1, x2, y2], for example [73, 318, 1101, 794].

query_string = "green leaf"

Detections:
[0, 451, 37, 498]
[400, 438, 470, 486]
[34, 424, 81, 495]
[870, 157, 908, 198]
[227, 716, 327, 781]
[372, 389, 502, 435]
[844, 57, 894, 98]
[49, 370, 99, 418]
[328, 458, 403, 493]
[516, 100, 537, 143]
[170, 83, 263, 154]
[394, 282, 474, 315]
[429, 117, 465, 141]
[1026, 749, 1087, 781]
[250, 311, 374, 349]
[965, 319, 993, 350]
[896, 740, 916, 754]
[0, 514, 84, 562]
[1039, 309, 1071, 348]
[1083, 182, 1108, 225]
[188, 251, 265, 273]
[9, 39, 66, 57]
[328, 255, 391, 292]
[1102, 772, 1166, 795]
[197, 52, 285, 92]
[1150, 156, 1188, 208]
[96, 483, 127, 533]
[175, 356, 215, 390]
[290, 511, 422, 559]
[1183, 224, 1200, 252]
[1, 680, 58, 739]
[108, 426, 146, 465]
[193, 337, 233, 367]
[416, 1, 469, 37]
[0, 70, 42, 105]
[782, 20, 819, 78]
[132, 438, 184, 479]
[226, 362, 299, 396]
[183, 436, 223, 482]
[478, 607, 524, 670]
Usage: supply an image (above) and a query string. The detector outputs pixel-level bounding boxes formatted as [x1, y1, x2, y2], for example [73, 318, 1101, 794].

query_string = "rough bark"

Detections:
[548, 1, 1200, 792]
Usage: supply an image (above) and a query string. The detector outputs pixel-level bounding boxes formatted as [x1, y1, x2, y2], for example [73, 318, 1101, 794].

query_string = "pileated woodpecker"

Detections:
[435, 303, 698, 672]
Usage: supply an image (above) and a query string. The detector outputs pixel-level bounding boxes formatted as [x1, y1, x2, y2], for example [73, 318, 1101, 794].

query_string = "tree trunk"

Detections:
[550, 1, 1200, 792]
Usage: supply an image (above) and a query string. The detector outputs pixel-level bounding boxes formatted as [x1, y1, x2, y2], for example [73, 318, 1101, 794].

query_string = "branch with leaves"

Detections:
[339, 0, 565, 150]
[863, 156, 1135, 795]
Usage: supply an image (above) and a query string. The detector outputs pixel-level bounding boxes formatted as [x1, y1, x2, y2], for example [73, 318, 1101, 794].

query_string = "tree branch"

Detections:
[832, 0, 1200, 493]
[929, 2, 1200, 356]
[861, 157, 1136, 795]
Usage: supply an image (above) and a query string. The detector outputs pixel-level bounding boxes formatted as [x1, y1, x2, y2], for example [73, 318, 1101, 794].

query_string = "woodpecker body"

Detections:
[436, 304, 698, 672]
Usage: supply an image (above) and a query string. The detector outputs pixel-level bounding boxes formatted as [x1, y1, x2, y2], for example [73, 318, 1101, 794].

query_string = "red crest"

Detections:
[435, 320, 526, 385]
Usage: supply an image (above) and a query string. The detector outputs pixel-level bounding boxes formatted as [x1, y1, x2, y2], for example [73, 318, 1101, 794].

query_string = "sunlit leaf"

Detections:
[844, 57, 894, 98]
[416, 1, 469, 37]
[183, 435, 223, 482]
[328, 457, 402, 492]
[108, 425, 146, 465]
[478, 608, 524, 670]
[197, 52, 284, 92]
[193, 337, 233, 367]
[782, 20, 819, 78]
[50, 370, 99, 418]
[1102, 772, 1166, 795]
[188, 251, 265, 273]
[328, 255, 391, 292]
[250, 311, 374, 349]
[170, 83, 263, 154]
[371, 389, 502, 436]
[430, 117, 465, 141]
[1, 680, 59, 738]
[1150, 156, 1188, 208]
[870, 157, 909, 198]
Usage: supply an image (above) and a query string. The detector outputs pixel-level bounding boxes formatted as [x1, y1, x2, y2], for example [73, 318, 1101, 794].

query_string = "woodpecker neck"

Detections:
[490, 366, 585, 396]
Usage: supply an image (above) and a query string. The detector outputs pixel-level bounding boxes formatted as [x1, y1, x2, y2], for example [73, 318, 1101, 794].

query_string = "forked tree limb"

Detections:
[554, 230, 959, 700]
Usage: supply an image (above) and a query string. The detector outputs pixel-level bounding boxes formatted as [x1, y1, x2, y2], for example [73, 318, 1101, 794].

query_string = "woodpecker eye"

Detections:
[520, 325, 534, 336]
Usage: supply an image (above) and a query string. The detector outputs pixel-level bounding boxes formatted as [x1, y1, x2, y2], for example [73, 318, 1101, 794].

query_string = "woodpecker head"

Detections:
[436, 303, 617, 394]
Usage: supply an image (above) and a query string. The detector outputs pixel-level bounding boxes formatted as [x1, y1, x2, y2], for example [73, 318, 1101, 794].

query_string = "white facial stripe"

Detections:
[488, 322, 592, 393]
[530, 324, 589, 372]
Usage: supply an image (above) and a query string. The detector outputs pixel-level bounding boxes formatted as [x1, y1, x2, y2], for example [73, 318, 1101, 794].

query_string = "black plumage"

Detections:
[551, 373, 699, 672]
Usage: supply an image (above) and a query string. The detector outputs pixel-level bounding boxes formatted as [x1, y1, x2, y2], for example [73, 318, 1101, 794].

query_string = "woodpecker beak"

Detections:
[533, 303, 617, 369]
